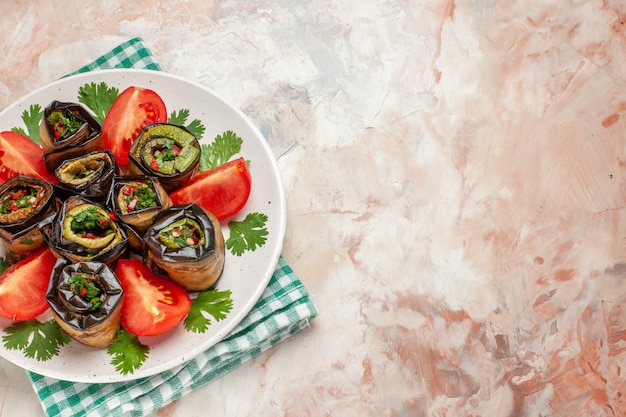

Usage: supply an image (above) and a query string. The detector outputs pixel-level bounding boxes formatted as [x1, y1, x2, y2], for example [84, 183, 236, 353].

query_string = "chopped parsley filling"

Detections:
[69, 206, 114, 238]
[158, 218, 204, 249]
[121, 184, 157, 212]
[0, 187, 37, 214]
[68, 272, 103, 311]
[47, 110, 82, 141]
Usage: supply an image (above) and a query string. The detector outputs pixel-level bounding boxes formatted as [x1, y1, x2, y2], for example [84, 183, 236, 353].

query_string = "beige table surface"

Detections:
[3, 1, 626, 416]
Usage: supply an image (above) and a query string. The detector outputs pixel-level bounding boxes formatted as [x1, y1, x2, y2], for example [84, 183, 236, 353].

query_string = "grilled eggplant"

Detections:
[0, 175, 56, 261]
[127, 123, 200, 192]
[144, 204, 224, 291]
[46, 259, 123, 347]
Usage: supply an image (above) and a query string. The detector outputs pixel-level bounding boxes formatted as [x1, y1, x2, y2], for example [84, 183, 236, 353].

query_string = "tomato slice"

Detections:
[0, 248, 56, 321]
[101, 86, 167, 165]
[0, 131, 57, 185]
[170, 157, 252, 220]
[115, 259, 191, 337]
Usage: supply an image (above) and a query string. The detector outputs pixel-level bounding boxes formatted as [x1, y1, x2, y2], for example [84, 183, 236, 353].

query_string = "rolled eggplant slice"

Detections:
[108, 175, 172, 234]
[46, 258, 123, 347]
[127, 123, 200, 192]
[39, 101, 103, 172]
[54, 150, 118, 203]
[40, 195, 127, 265]
[0, 175, 56, 260]
[144, 204, 225, 291]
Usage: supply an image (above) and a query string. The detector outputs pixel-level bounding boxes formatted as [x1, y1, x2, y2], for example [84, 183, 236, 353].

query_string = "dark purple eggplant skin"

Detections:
[107, 175, 172, 232]
[53, 150, 119, 203]
[0, 175, 57, 261]
[40, 101, 103, 172]
[39, 195, 128, 265]
[143, 203, 225, 291]
[46, 258, 123, 331]
[143, 204, 217, 262]
[0, 175, 56, 233]
[127, 123, 200, 192]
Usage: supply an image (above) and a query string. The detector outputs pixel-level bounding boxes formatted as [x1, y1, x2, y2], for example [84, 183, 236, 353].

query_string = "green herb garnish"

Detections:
[199, 130, 243, 171]
[2, 320, 71, 361]
[122, 183, 157, 212]
[169, 108, 205, 139]
[108, 329, 149, 375]
[11, 104, 43, 144]
[184, 289, 233, 333]
[226, 212, 268, 256]
[47, 110, 83, 140]
[68, 272, 103, 311]
[0, 187, 37, 214]
[77, 82, 120, 124]
[70, 207, 113, 237]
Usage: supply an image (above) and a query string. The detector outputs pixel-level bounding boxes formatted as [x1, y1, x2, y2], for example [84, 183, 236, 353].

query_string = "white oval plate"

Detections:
[0, 69, 285, 383]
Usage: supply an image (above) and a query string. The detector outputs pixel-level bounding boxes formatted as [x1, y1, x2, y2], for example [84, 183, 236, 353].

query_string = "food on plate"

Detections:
[46, 258, 124, 347]
[40, 195, 127, 265]
[101, 86, 168, 165]
[39, 101, 103, 172]
[0, 81, 263, 368]
[109, 175, 172, 232]
[170, 156, 251, 220]
[115, 259, 191, 337]
[0, 175, 57, 260]
[0, 247, 57, 321]
[127, 123, 200, 192]
[144, 204, 225, 291]
[0, 131, 57, 185]
[54, 150, 118, 203]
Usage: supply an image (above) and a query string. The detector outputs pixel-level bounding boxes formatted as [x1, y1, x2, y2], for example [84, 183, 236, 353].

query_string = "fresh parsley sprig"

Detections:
[169, 109, 206, 139]
[226, 212, 269, 256]
[11, 104, 43, 144]
[77, 82, 119, 123]
[199, 130, 243, 172]
[108, 329, 149, 375]
[184, 289, 233, 333]
[2, 320, 70, 361]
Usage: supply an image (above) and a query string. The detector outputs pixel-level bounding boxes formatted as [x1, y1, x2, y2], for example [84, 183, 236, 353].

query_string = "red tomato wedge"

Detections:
[115, 259, 191, 337]
[0, 247, 56, 321]
[170, 157, 252, 220]
[101, 86, 167, 165]
[0, 131, 57, 185]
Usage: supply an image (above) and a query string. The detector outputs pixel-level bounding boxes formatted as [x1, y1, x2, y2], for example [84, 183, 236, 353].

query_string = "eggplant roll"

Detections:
[39, 101, 103, 172]
[144, 204, 225, 291]
[46, 258, 123, 347]
[0, 175, 56, 260]
[108, 175, 172, 233]
[54, 150, 118, 203]
[127, 123, 200, 192]
[40, 195, 127, 265]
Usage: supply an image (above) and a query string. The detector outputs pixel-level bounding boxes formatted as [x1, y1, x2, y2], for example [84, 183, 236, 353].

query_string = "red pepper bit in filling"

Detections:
[0, 187, 36, 214]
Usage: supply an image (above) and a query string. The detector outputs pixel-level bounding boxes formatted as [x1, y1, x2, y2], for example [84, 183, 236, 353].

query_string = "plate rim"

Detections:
[0, 68, 286, 383]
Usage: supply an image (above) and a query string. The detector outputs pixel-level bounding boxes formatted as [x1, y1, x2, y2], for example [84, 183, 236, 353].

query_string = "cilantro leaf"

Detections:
[2, 320, 70, 361]
[77, 82, 119, 124]
[108, 328, 149, 375]
[11, 104, 43, 144]
[169, 109, 205, 140]
[226, 212, 268, 256]
[0, 257, 11, 274]
[200, 130, 243, 171]
[184, 289, 233, 333]
[168, 109, 189, 126]
[185, 118, 206, 139]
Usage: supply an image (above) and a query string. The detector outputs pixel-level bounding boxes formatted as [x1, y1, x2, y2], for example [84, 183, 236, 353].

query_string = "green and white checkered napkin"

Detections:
[26, 37, 318, 417]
